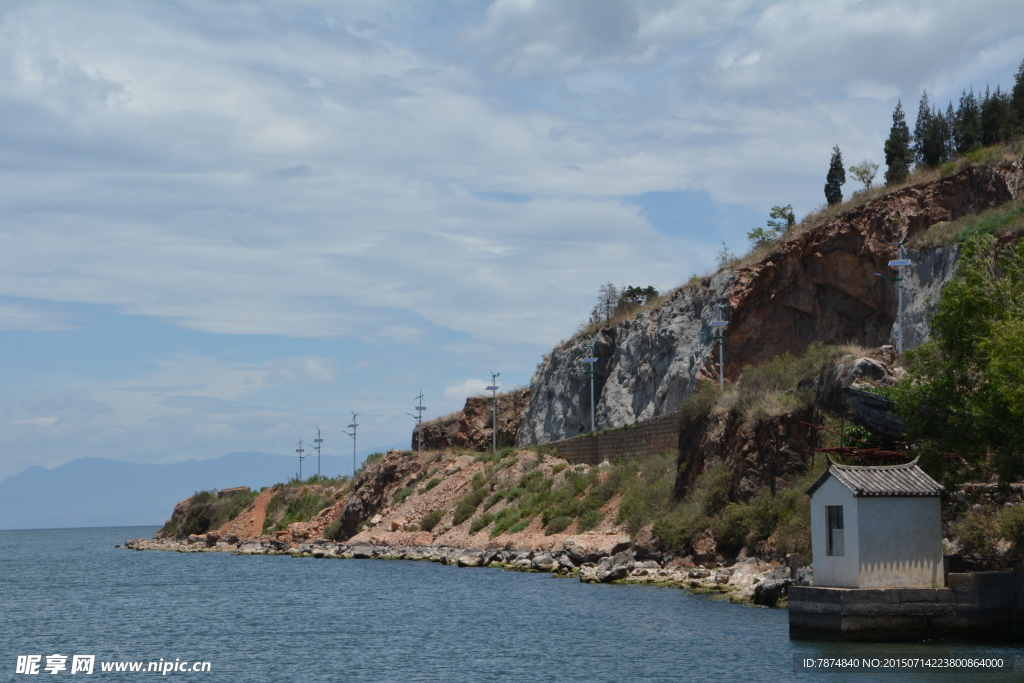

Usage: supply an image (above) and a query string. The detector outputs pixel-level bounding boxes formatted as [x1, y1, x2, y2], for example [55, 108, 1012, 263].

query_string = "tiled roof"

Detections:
[806, 457, 945, 497]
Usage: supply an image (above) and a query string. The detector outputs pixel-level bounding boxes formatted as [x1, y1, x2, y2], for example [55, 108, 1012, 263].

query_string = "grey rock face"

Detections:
[893, 243, 960, 351]
[518, 271, 734, 445]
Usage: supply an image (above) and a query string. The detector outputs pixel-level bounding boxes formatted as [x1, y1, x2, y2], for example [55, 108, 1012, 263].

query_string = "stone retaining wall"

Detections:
[789, 568, 1024, 641]
[544, 412, 680, 465]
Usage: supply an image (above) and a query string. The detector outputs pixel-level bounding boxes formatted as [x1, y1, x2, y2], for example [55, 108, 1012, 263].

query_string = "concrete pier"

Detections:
[789, 568, 1024, 641]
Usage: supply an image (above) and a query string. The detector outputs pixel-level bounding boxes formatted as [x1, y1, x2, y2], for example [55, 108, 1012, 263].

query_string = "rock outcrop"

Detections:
[520, 160, 1024, 445]
[418, 387, 530, 452]
[895, 243, 960, 351]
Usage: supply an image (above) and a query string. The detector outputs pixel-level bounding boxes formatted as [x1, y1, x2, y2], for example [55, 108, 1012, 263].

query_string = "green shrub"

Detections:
[469, 513, 495, 535]
[489, 506, 522, 538]
[952, 510, 998, 556]
[616, 453, 676, 535]
[483, 490, 506, 510]
[577, 508, 604, 532]
[679, 382, 721, 427]
[264, 487, 336, 533]
[544, 515, 573, 535]
[509, 517, 531, 534]
[392, 486, 415, 505]
[998, 505, 1024, 561]
[419, 509, 445, 532]
[160, 489, 260, 539]
[452, 487, 488, 526]
[423, 477, 441, 492]
[551, 464, 567, 475]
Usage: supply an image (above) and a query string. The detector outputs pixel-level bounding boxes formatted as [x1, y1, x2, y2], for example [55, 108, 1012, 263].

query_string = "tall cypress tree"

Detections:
[1012, 58, 1024, 133]
[884, 101, 912, 185]
[824, 145, 845, 206]
[955, 88, 980, 155]
[944, 102, 956, 160]
[981, 85, 1013, 146]
[913, 90, 933, 167]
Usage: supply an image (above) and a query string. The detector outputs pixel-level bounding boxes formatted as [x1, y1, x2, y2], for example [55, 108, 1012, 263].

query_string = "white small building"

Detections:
[806, 457, 945, 589]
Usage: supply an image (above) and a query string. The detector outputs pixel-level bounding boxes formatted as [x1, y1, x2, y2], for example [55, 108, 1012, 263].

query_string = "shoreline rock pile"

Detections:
[124, 535, 810, 607]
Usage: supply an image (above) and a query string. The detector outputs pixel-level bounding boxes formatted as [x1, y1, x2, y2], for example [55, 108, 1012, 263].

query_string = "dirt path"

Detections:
[215, 488, 275, 541]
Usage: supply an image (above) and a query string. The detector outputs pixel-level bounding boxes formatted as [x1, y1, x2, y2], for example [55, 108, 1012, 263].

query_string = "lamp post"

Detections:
[407, 392, 426, 453]
[295, 439, 306, 481]
[485, 372, 500, 453]
[708, 304, 729, 390]
[581, 344, 597, 432]
[313, 427, 323, 479]
[344, 413, 358, 477]
[876, 245, 912, 354]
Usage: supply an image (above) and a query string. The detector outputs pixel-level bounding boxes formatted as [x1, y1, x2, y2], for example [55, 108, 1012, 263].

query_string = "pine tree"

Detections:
[824, 146, 845, 206]
[944, 102, 956, 161]
[913, 90, 932, 167]
[919, 102, 948, 168]
[1012, 58, 1024, 133]
[884, 101, 912, 185]
[980, 85, 1013, 146]
[955, 88, 980, 156]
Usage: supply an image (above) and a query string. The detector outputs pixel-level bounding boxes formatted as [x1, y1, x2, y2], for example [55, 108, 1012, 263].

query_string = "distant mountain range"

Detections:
[0, 445, 403, 530]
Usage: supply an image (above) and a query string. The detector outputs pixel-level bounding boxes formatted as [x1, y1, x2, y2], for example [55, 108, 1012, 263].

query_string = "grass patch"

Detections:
[508, 518, 531, 534]
[422, 477, 442, 492]
[392, 486, 415, 505]
[911, 198, 1024, 248]
[263, 487, 336, 534]
[483, 490, 505, 510]
[489, 506, 523, 538]
[652, 462, 818, 557]
[160, 489, 260, 538]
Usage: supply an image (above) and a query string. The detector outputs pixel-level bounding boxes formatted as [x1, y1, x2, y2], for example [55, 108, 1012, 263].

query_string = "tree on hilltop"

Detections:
[848, 160, 879, 190]
[747, 204, 795, 247]
[824, 146, 845, 206]
[1013, 58, 1024, 131]
[913, 90, 950, 168]
[884, 101, 912, 185]
[954, 89, 981, 156]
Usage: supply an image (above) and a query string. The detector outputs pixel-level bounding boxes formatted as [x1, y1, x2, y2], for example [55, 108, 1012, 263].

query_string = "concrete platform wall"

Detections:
[789, 567, 1024, 641]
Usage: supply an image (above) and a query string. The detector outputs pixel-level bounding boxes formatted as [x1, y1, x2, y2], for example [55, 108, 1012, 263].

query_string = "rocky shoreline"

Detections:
[124, 535, 809, 608]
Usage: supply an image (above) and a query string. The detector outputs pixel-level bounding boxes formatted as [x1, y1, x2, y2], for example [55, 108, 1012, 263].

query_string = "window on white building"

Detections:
[827, 505, 844, 556]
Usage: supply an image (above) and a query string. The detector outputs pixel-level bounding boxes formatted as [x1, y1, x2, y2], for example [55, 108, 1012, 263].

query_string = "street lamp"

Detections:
[485, 372, 500, 453]
[313, 427, 323, 479]
[580, 344, 598, 432]
[343, 413, 358, 477]
[407, 392, 426, 453]
[295, 439, 307, 481]
[876, 243, 912, 354]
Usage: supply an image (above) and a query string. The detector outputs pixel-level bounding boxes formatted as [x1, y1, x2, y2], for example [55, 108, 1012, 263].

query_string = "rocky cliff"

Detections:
[418, 388, 530, 451]
[520, 159, 1024, 445]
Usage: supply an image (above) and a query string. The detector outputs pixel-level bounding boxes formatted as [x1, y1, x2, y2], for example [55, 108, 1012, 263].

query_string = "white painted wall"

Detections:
[810, 476, 860, 588]
[857, 496, 944, 588]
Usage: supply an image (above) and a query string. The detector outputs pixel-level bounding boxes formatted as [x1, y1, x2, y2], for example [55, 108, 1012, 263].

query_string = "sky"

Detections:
[1, 0, 1023, 482]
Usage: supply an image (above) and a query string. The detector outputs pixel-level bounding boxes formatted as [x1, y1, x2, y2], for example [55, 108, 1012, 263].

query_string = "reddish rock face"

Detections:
[416, 388, 530, 452]
[723, 163, 1019, 380]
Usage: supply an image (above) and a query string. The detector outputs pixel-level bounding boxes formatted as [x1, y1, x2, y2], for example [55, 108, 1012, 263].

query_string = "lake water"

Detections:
[2, 526, 1020, 681]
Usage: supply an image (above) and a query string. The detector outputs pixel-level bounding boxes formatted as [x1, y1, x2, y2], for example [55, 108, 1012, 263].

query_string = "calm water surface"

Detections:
[2, 526, 1020, 681]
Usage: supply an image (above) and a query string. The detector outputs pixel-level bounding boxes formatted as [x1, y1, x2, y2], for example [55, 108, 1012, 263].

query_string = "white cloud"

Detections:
[443, 378, 489, 402]
[1, 0, 1023, 481]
